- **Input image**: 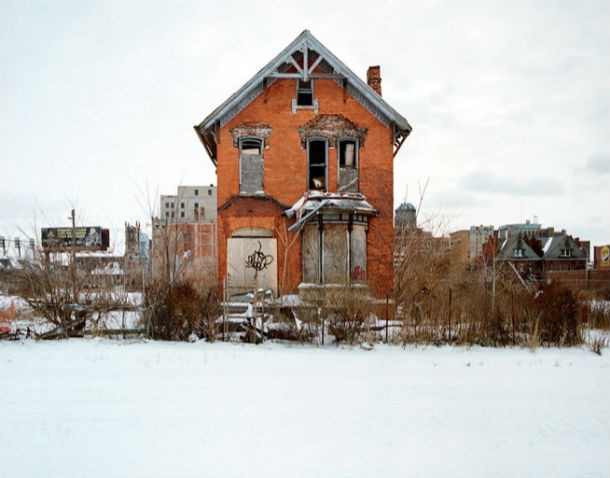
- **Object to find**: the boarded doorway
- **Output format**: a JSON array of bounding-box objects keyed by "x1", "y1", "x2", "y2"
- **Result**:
[{"x1": 227, "y1": 227, "x2": 277, "y2": 298}]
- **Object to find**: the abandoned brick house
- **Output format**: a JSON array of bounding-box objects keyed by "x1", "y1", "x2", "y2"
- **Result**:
[{"x1": 194, "y1": 30, "x2": 411, "y2": 299}]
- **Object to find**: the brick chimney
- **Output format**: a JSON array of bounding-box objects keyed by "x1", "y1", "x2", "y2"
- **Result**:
[{"x1": 367, "y1": 65, "x2": 382, "y2": 96}]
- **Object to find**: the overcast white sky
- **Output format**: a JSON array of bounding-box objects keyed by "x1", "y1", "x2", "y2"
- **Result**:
[{"x1": 1, "y1": 0, "x2": 608, "y2": 251}]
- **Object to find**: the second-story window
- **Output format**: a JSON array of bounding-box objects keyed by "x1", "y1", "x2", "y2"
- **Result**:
[
  {"x1": 307, "y1": 139, "x2": 327, "y2": 191},
  {"x1": 239, "y1": 138, "x2": 264, "y2": 194},
  {"x1": 338, "y1": 139, "x2": 359, "y2": 192}
]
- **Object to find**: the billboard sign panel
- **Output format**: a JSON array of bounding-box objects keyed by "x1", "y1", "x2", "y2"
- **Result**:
[
  {"x1": 41, "y1": 227, "x2": 109, "y2": 251},
  {"x1": 601, "y1": 246, "x2": 610, "y2": 268}
]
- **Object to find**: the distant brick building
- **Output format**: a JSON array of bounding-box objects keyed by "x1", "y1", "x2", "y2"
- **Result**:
[
  {"x1": 195, "y1": 31, "x2": 411, "y2": 299},
  {"x1": 160, "y1": 185, "x2": 217, "y2": 224},
  {"x1": 152, "y1": 186, "x2": 218, "y2": 284}
]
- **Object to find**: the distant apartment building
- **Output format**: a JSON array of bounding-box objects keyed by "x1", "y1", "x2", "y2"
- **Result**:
[
  {"x1": 469, "y1": 225, "x2": 495, "y2": 263},
  {"x1": 497, "y1": 220, "x2": 542, "y2": 241},
  {"x1": 449, "y1": 230, "x2": 469, "y2": 265},
  {"x1": 160, "y1": 185, "x2": 217, "y2": 224},
  {"x1": 449, "y1": 225, "x2": 494, "y2": 266},
  {"x1": 153, "y1": 185, "x2": 218, "y2": 284}
]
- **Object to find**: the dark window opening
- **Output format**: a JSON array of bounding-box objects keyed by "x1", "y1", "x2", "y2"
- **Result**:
[
  {"x1": 208, "y1": 189, "x2": 212, "y2": 196},
  {"x1": 308, "y1": 139, "x2": 327, "y2": 191},
  {"x1": 194, "y1": 189, "x2": 199, "y2": 196},
  {"x1": 180, "y1": 202, "x2": 185, "y2": 209},
  {"x1": 297, "y1": 79, "x2": 313, "y2": 106},
  {"x1": 241, "y1": 139, "x2": 262, "y2": 155}
]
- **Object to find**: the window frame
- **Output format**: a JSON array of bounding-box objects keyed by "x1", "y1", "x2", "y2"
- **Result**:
[
  {"x1": 238, "y1": 137, "x2": 264, "y2": 194},
  {"x1": 296, "y1": 79, "x2": 314, "y2": 106},
  {"x1": 338, "y1": 138, "x2": 359, "y2": 169},
  {"x1": 337, "y1": 138, "x2": 360, "y2": 192},
  {"x1": 306, "y1": 137, "x2": 328, "y2": 191}
]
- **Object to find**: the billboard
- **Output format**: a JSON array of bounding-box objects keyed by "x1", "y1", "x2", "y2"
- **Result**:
[
  {"x1": 41, "y1": 227, "x2": 110, "y2": 251},
  {"x1": 600, "y1": 246, "x2": 610, "y2": 268}
]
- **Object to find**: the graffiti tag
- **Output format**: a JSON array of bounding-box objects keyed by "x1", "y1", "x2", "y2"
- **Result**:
[{"x1": 245, "y1": 241, "x2": 274, "y2": 275}]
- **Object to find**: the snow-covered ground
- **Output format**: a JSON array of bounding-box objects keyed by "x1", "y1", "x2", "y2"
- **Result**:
[{"x1": 0, "y1": 340, "x2": 608, "y2": 478}]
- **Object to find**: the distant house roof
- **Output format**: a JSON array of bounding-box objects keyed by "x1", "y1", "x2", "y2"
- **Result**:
[
  {"x1": 194, "y1": 30, "x2": 411, "y2": 165},
  {"x1": 497, "y1": 235, "x2": 542, "y2": 261},
  {"x1": 541, "y1": 235, "x2": 586, "y2": 260}
]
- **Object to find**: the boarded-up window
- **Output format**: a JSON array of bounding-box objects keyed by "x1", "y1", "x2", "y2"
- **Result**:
[
  {"x1": 240, "y1": 138, "x2": 263, "y2": 193},
  {"x1": 350, "y1": 225, "x2": 367, "y2": 282},
  {"x1": 323, "y1": 224, "x2": 348, "y2": 284},
  {"x1": 302, "y1": 225, "x2": 320, "y2": 283}
]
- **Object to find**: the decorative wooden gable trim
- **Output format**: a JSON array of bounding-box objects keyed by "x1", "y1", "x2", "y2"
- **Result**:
[{"x1": 195, "y1": 30, "x2": 411, "y2": 164}]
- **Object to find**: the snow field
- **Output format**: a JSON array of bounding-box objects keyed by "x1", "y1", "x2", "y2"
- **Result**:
[{"x1": 0, "y1": 340, "x2": 608, "y2": 478}]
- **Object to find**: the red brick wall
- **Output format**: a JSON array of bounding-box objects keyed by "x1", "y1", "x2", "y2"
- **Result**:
[
  {"x1": 547, "y1": 269, "x2": 610, "y2": 295},
  {"x1": 216, "y1": 77, "x2": 395, "y2": 297}
]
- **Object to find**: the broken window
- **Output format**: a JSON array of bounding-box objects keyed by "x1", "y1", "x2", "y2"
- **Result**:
[
  {"x1": 338, "y1": 139, "x2": 359, "y2": 192},
  {"x1": 307, "y1": 138, "x2": 327, "y2": 191},
  {"x1": 239, "y1": 138, "x2": 264, "y2": 194},
  {"x1": 297, "y1": 79, "x2": 313, "y2": 106}
]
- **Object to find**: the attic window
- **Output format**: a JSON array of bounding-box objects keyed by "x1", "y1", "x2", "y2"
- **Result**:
[
  {"x1": 560, "y1": 248, "x2": 571, "y2": 257},
  {"x1": 292, "y1": 80, "x2": 318, "y2": 113},
  {"x1": 297, "y1": 80, "x2": 313, "y2": 106},
  {"x1": 513, "y1": 248, "x2": 524, "y2": 258}
]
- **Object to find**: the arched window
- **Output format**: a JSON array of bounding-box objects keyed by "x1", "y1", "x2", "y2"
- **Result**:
[{"x1": 239, "y1": 138, "x2": 263, "y2": 194}]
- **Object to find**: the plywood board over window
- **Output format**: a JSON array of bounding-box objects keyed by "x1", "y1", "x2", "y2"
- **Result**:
[
  {"x1": 323, "y1": 224, "x2": 348, "y2": 284},
  {"x1": 350, "y1": 225, "x2": 367, "y2": 282},
  {"x1": 240, "y1": 138, "x2": 263, "y2": 193},
  {"x1": 302, "y1": 225, "x2": 320, "y2": 283}
]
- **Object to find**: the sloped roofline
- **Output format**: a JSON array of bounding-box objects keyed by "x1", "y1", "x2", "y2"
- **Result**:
[{"x1": 194, "y1": 30, "x2": 411, "y2": 163}]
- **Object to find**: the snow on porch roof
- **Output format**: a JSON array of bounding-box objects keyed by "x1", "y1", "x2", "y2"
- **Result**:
[{"x1": 286, "y1": 191, "x2": 377, "y2": 232}]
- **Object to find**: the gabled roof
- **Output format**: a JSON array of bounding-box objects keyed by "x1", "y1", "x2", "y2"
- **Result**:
[
  {"x1": 194, "y1": 30, "x2": 411, "y2": 165},
  {"x1": 497, "y1": 234, "x2": 542, "y2": 261},
  {"x1": 542, "y1": 235, "x2": 586, "y2": 260}
]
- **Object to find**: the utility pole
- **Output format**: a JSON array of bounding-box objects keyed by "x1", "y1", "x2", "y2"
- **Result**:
[{"x1": 69, "y1": 209, "x2": 77, "y2": 303}]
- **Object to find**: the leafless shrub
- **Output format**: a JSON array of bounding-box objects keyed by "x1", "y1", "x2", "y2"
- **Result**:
[
  {"x1": 534, "y1": 282, "x2": 582, "y2": 347},
  {"x1": 589, "y1": 335, "x2": 607, "y2": 355},
  {"x1": 582, "y1": 300, "x2": 610, "y2": 330},
  {"x1": 11, "y1": 251, "x2": 132, "y2": 338},
  {"x1": 145, "y1": 279, "x2": 219, "y2": 341}
]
